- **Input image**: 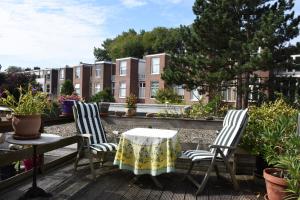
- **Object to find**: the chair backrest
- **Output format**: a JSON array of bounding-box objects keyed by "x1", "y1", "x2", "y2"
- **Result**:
[
  {"x1": 211, "y1": 109, "x2": 248, "y2": 157},
  {"x1": 73, "y1": 101, "x2": 107, "y2": 144}
]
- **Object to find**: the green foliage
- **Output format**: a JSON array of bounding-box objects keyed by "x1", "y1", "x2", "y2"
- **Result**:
[
  {"x1": 162, "y1": 0, "x2": 300, "y2": 107},
  {"x1": 90, "y1": 88, "x2": 115, "y2": 102},
  {"x1": 0, "y1": 84, "x2": 49, "y2": 115},
  {"x1": 155, "y1": 88, "x2": 182, "y2": 104},
  {"x1": 262, "y1": 116, "x2": 300, "y2": 199},
  {"x1": 277, "y1": 150, "x2": 300, "y2": 199},
  {"x1": 94, "y1": 28, "x2": 184, "y2": 61},
  {"x1": 60, "y1": 80, "x2": 74, "y2": 95},
  {"x1": 43, "y1": 101, "x2": 60, "y2": 118},
  {"x1": 241, "y1": 98, "x2": 298, "y2": 155},
  {"x1": 126, "y1": 93, "x2": 137, "y2": 108},
  {"x1": 6, "y1": 66, "x2": 23, "y2": 73},
  {"x1": 185, "y1": 95, "x2": 231, "y2": 119}
]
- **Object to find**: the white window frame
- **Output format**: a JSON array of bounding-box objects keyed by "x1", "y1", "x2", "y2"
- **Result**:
[
  {"x1": 94, "y1": 83, "x2": 101, "y2": 94},
  {"x1": 119, "y1": 82, "x2": 126, "y2": 98},
  {"x1": 151, "y1": 57, "x2": 160, "y2": 74},
  {"x1": 60, "y1": 70, "x2": 65, "y2": 80},
  {"x1": 174, "y1": 85, "x2": 184, "y2": 100},
  {"x1": 75, "y1": 84, "x2": 80, "y2": 95},
  {"x1": 95, "y1": 66, "x2": 101, "y2": 77},
  {"x1": 139, "y1": 82, "x2": 146, "y2": 99},
  {"x1": 120, "y1": 61, "x2": 127, "y2": 76},
  {"x1": 150, "y1": 81, "x2": 159, "y2": 98},
  {"x1": 75, "y1": 67, "x2": 80, "y2": 79}
]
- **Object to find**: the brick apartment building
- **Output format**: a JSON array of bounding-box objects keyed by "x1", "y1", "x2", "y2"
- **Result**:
[
  {"x1": 72, "y1": 63, "x2": 93, "y2": 101},
  {"x1": 113, "y1": 53, "x2": 202, "y2": 104},
  {"x1": 44, "y1": 69, "x2": 58, "y2": 98},
  {"x1": 57, "y1": 66, "x2": 73, "y2": 96},
  {"x1": 90, "y1": 61, "x2": 115, "y2": 97}
]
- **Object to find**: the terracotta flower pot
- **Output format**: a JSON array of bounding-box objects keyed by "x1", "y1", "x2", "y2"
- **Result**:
[
  {"x1": 12, "y1": 114, "x2": 41, "y2": 140},
  {"x1": 98, "y1": 102, "x2": 110, "y2": 117},
  {"x1": 125, "y1": 107, "x2": 136, "y2": 117},
  {"x1": 263, "y1": 168, "x2": 288, "y2": 200}
]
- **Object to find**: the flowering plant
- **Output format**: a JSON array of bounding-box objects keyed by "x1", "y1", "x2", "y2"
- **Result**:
[
  {"x1": 125, "y1": 93, "x2": 137, "y2": 108},
  {"x1": 58, "y1": 93, "x2": 82, "y2": 104}
]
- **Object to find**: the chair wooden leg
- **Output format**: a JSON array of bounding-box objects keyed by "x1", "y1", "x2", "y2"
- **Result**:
[
  {"x1": 87, "y1": 150, "x2": 96, "y2": 180},
  {"x1": 223, "y1": 157, "x2": 239, "y2": 190},
  {"x1": 195, "y1": 161, "x2": 215, "y2": 195},
  {"x1": 214, "y1": 164, "x2": 220, "y2": 179},
  {"x1": 74, "y1": 144, "x2": 83, "y2": 172},
  {"x1": 182, "y1": 162, "x2": 194, "y2": 181}
]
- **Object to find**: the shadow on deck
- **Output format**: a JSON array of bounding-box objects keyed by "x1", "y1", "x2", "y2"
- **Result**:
[{"x1": 0, "y1": 161, "x2": 265, "y2": 200}]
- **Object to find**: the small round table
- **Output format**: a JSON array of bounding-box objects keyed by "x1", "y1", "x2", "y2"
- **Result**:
[{"x1": 6, "y1": 134, "x2": 61, "y2": 199}]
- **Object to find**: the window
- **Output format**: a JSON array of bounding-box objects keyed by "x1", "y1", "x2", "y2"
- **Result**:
[
  {"x1": 120, "y1": 61, "x2": 127, "y2": 76},
  {"x1": 94, "y1": 83, "x2": 101, "y2": 94},
  {"x1": 46, "y1": 84, "x2": 50, "y2": 93},
  {"x1": 111, "y1": 82, "x2": 115, "y2": 96},
  {"x1": 151, "y1": 57, "x2": 160, "y2": 74},
  {"x1": 60, "y1": 70, "x2": 64, "y2": 80},
  {"x1": 75, "y1": 67, "x2": 80, "y2": 79},
  {"x1": 191, "y1": 89, "x2": 201, "y2": 101},
  {"x1": 174, "y1": 85, "x2": 184, "y2": 99},
  {"x1": 150, "y1": 81, "x2": 159, "y2": 98},
  {"x1": 46, "y1": 71, "x2": 50, "y2": 80},
  {"x1": 139, "y1": 82, "x2": 146, "y2": 99},
  {"x1": 222, "y1": 87, "x2": 236, "y2": 102},
  {"x1": 95, "y1": 66, "x2": 101, "y2": 77},
  {"x1": 75, "y1": 84, "x2": 80, "y2": 95},
  {"x1": 119, "y1": 82, "x2": 126, "y2": 98}
]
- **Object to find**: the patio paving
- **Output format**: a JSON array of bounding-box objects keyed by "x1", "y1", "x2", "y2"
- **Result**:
[{"x1": 0, "y1": 160, "x2": 265, "y2": 200}]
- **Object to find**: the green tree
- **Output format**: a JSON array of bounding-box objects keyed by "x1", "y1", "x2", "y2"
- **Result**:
[
  {"x1": 60, "y1": 80, "x2": 74, "y2": 95},
  {"x1": 6, "y1": 66, "x2": 23, "y2": 73},
  {"x1": 94, "y1": 27, "x2": 185, "y2": 61},
  {"x1": 162, "y1": 0, "x2": 300, "y2": 108},
  {"x1": 90, "y1": 88, "x2": 115, "y2": 102}
]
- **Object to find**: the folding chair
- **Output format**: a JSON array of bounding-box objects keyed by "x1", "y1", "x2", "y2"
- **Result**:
[
  {"x1": 182, "y1": 109, "x2": 248, "y2": 195},
  {"x1": 73, "y1": 101, "x2": 118, "y2": 179}
]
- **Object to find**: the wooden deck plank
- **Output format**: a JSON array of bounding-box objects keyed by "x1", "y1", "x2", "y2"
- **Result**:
[{"x1": 0, "y1": 163, "x2": 266, "y2": 200}]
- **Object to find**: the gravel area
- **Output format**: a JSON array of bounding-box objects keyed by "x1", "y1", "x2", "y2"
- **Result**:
[{"x1": 44, "y1": 122, "x2": 217, "y2": 144}]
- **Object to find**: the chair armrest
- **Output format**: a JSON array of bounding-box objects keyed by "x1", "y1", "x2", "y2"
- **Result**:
[
  {"x1": 80, "y1": 133, "x2": 92, "y2": 138},
  {"x1": 209, "y1": 145, "x2": 236, "y2": 150}
]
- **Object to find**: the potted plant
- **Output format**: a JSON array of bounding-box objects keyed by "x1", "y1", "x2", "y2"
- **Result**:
[
  {"x1": 58, "y1": 93, "x2": 81, "y2": 116},
  {"x1": 90, "y1": 88, "x2": 115, "y2": 116},
  {"x1": 262, "y1": 114, "x2": 300, "y2": 200},
  {"x1": 0, "y1": 85, "x2": 49, "y2": 139},
  {"x1": 125, "y1": 93, "x2": 137, "y2": 117},
  {"x1": 58, "y1": 80, "x2": 78, "y2": 116},
  {"x1": 240, "y1": 98, "x2": 297, "y2": 177}
]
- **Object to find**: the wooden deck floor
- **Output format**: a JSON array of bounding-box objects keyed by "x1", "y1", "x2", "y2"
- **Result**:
[{"x1": 0, "y1": 161, "x2": 265, "y2": 200}]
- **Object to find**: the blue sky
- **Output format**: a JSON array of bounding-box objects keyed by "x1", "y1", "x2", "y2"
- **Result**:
[{"x1": 0, "y1": 0, "x2": 299, "y2": 70}]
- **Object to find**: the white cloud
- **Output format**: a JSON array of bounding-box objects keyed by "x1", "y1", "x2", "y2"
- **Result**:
[
  {"x1": 0, "y1": 0, "x2": 112, "y2": 67},
  {"x1": 120, "y1": 0, "x2": 147, "y2": 8}
]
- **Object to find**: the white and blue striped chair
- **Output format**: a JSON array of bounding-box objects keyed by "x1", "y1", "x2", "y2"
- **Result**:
[
  {"x1": 183, "y1": 109, "x2": 248, "y2": 195},
  {"x1": 73, "y1": 101, "x2": 118, "y2": 179}
]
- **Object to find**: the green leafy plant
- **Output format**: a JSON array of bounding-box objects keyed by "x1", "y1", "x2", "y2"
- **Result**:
[
  {"x1": 60, "y1": 79, "x2": 74, "y2": 95},
  {"x1": 126, "y1": 93, "x2": 137, "y2": 108},
  {"x1": 262, "y1": 114, "x2": 300, "y2": 199},
  {"x1": 277, "y1": 153, "x2": 300, "y2": 200},
  {"x1": 241, "y1": 98, "x2": 297, "y2": 155},
  {"x1": 90, "y1": 88, "x2": 115, "y2": 102},
  {"x1": 185, "y1": 95, "x2": 231, "y2": 119},
  {"x1": 155, "y1": 88, "x2": 182, "y2": 104},
  {"x1": 0, "y1": 85, "x2": 49, "y2": 115}
]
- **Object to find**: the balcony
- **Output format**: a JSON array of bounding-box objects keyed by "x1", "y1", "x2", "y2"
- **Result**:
[{"x1": 0, "y1": 116, "x2": 264, "y2": 200}]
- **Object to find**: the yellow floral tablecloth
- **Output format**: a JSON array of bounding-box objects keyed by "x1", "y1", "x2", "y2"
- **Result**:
[{"x1": 114, "y1": 128, "x2": 181, "y2": 176}]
